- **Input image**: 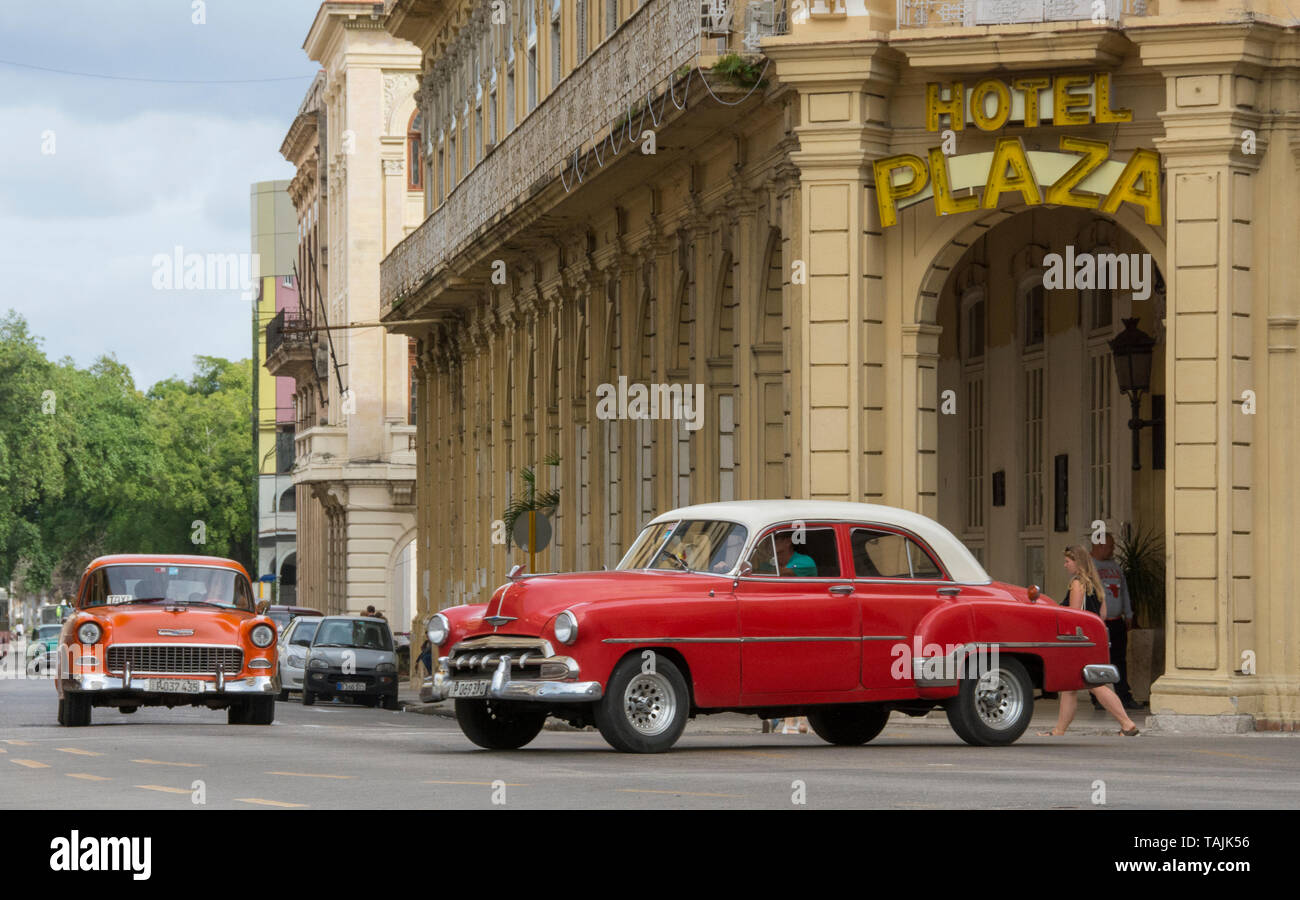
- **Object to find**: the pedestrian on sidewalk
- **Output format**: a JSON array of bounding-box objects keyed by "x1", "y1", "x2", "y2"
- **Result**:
[
  {"x1": 1038, "y1": 545, "x2": 1140, "y2": 737},
  {"x1": 416, "y1": 638, "x2": 433, "y2": 677},
  {"x1": 1091, "y1": 535, "x2": 1144, "y2": 710}
]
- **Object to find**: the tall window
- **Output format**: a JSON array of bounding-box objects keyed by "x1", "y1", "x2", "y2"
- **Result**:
[
  {"x1": 1023, "y1": 284, "x2": 1045, "y2": 349},
  {"x1": 1023, "y1": 365, "x2": 1045, "y2": 528},
  {"x1": 474, "y1": 86, "x2": 483, "y2": 165},
  {"x1": 406, "y1": 111, "x2": 423, "y2": 192},
  {"x1": 527, "y1": 1, "x2": 538, "y2": 112},
  {"x1": 551, "y1": 0, "x2": 562, "y2": 89},
  {"x1": 718, "y1": 394, "x2": 736, "y2": 501},
  {"x1": 965, "y1": 378, "x2": 984, "y2": 531},
  {"x1": 1089, "y1": 351, "x2": 1112, "y2": 522},
  {"x1": 577, "y1": 0, "x2": 588, "y2": 60},
  {"x1": 606, "y1": 0, "x2": 618, "y2": 36},
  {"x1": 488, "y1": 77, "x2": 498, "y2": 147}
]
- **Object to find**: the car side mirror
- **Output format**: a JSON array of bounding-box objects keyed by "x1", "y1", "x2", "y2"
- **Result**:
[{"x1": 738, "y1": 562, "x2": 753, "y2": 577}]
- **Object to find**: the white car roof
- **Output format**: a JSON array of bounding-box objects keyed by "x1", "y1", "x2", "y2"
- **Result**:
[{"x1": 647, "y1": 500, "x2": 992, "y2": 585}]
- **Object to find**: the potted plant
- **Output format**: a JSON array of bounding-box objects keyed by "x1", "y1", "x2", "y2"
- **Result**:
[
  {"x1": 503, "y1": 453, "x2": 561, "y2": 569},
  {"x1": 1116, "y1": 522, "x2": 1166, "y2": 702}
]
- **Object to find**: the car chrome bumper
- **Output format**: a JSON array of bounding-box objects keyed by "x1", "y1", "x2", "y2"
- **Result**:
[
  {"x1": 1082, "y1": 664, "x2": 1120, "y2": 685},
  {"x1": 430, "y1": 656, "x2": 603, "y2": 703},
  {"x1": 61, "y1": 673, "x2": 275, "y2": 694}
]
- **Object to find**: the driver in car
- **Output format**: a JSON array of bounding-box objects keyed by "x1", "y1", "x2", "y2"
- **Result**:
[{"x1": 755, "y1": 531, "x2": 818, "y2": 577}]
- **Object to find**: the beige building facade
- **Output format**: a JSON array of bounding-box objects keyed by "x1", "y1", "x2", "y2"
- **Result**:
[
  {"x1": 379, "y1": 0, "x2": 1299, "y2": 728},
  {"x1": 268, "y1": 3, "x2": 424, "y2": 625}
]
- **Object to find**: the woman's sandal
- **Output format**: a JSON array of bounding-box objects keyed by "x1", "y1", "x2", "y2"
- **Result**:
[{"x1": 1119, "y1": 726, "x2": 1140, "y2": 736}]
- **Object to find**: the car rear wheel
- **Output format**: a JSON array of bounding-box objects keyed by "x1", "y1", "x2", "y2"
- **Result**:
[
  {"x1": 806, "y1": 704, "x2": 890, "y2": 746},
  {"x1": 301, "y1": 689, "x2": 315, "y2": 706},
  {"x1": 455, "y1": 699, "x2": 547, "y2": 750},
  {"x1": 944, "y1": 657, "x2": 1034, "y2": 746},
  {"x1": 59, "y1": 694, "x2": 91, "y2": 727},
  {"x1": 594, "y1": 652, "x2": 690, "y2": 753},
  {"x1": 382, "y1": 694, "x2": 401, "y2": 711}
]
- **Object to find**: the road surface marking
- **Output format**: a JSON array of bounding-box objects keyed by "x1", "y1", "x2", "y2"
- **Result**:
[
  {"x1": 10, "y1": 759, "x2": 49, "y2": 768},
  {"x1": 616, "y1": 789, "x2": 744, "y2": 799},
  {"x1": 3, "y1": 740, "x2": 33, "y2": 746},
  {"x1": 717, "y1": 749, "x2": 793, "y2": 760},
  {"x1": 236, "y1": 798, "x2": 308, "y2": 808},
  {"x1": 132, "y1": 758, "x2": 203, "y2": 767},
  {"x1": 66, "y1": 773, "x2": 111, "y2": 781},
  {"x1": 266, "y1": 771, "x2": 355, "y2": 779},
  {"x1": 57, "y1": 747, "x2": 103, "y2": 756},
  {"x1": 423, "y1": 780, "x2": 528, "y2": 786},
  {"x1": 136, "y1": 784, "x2": 192, "y2": 794}
]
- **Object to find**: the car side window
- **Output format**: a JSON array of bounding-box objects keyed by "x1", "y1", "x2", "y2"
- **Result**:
[
  {"x1": 851, "y1": 528, "x2": 943, "y2": 579},
  {"x1": 744, "y1": 526, "x2": 840, "y2": 578},
  {"x1": 84, "y1": 571, "x2": 106, "y2": 608}
]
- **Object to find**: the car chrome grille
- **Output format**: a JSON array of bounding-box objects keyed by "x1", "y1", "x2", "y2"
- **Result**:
[
  {"x1": 107, "y1": 645, "x2": 243, "y2": 675},
  {"x1": 446, "y1": 638, "x2": 549, "y2": 679}
]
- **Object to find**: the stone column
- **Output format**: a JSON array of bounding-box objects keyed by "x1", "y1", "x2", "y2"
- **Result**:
[
  {"x1": 1136, "y1": 36, "x2": 1266, "y2": 728},
  {"x1": 763, "y1": 40, "x2": 899, "y2": 501}
]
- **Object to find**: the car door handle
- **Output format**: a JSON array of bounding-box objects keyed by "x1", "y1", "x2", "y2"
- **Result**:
[
  {"x1": 828, "y1": 584, "x2": 855, "y2": 596},
  {"x1": 938, "y1": 587, "x2": 961, "y2": 597}
]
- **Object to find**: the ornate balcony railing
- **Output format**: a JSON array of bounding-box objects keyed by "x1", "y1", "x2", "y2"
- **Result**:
[
  {"x1": 266, "y1": 308, "x2": 312, "y2": 357},
  {"x1": 383, "y1": 0, "x2": 788, "y2": 313},
  {"x1": 897, "y1": 0, "x2": 1150, "y2": 27}
]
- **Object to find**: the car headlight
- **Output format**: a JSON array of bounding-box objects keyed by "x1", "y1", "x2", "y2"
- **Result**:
[
  {"x1": 376, "y1": 662, "x2": 396, "y2": 673},
  {"x1": 250, "y1": 624, "x2": 274, "y2": 648},
  {"x1": 287, "y1": 653, "x2": 306, "y2": 667},
  {"x1": 553, "y1": 610, "x2": 578, "y2": 645},
  {"x1": 77, "y1": 622, "x2": 102, "y2": 644},
  {"x1": 308, "y1": 657, "x2": 328, "y2": 670},
  {"x1": 426, "y1": 613, "x2": 449, "y2": 646}
]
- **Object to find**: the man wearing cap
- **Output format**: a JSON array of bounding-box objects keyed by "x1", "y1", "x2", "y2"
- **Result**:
[{"x1": 1091, "y1": 535, "x2": 1144, "y2": 710}]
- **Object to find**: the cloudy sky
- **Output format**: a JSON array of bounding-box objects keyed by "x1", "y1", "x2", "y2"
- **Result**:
[{"x1": 0, "y1": 0, "x2": 325, "y2": 390}]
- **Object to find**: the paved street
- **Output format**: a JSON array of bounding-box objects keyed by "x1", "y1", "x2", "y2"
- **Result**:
[{"x1": 2, "y1": 678, "x2": 1297, "y2": 810}]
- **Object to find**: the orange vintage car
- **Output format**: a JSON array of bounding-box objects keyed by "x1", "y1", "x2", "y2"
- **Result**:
[{"x1": 56, "y1": 554, "x2": 278, "y2": 726}]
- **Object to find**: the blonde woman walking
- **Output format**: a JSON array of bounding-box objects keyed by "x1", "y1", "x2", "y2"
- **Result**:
[{"x1": 1038, "y1": 545, "x2": 1140, "y2": 737}]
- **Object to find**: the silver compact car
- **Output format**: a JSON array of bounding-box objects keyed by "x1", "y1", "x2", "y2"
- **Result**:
[
  {"x1": 301, "y1": 616, "x2": 400, "y2": 709},
  {"x1": 273, "y1": 615, "x2": 322, "y2": 700}
]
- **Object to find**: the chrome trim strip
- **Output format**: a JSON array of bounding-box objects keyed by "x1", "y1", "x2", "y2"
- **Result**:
[{"x1": 61, "y1": 674, "x2": 274, "y2": 694}]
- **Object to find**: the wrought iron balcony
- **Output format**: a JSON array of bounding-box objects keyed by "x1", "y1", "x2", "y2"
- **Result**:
[
  {"x1": 381, "y1": 0, "x2": 787, "y2": 314},
  {"x1": 897, "y1": 0, "x2": 1151, "y2": 28}
]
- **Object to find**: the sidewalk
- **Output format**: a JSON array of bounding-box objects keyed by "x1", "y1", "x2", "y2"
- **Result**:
[{"x1": 397, "y1": 683, "x2": 1145, "y2": 736}]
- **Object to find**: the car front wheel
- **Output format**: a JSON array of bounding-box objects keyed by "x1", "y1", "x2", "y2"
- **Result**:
[
  {"x1": 594, "y1": 652, "x2": 690, "y2": 753},
  {"x1": 59, "y1": 694, "x2": 91, "y2": 727},
  {"x1": 455, "y1": 699, "x2": 546, "y2": 750},
  {"x1": 301, "y1": 689, "x2": 315, "y2": 706},
  {"x1": 807, "y1": 704, "x2": 890, "y2": 746},
  {"x1": 944, "y1": 656, "x2": 1034, "y2": 746}
]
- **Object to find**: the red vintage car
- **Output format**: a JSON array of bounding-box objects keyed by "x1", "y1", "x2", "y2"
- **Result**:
[
  {"x1": 423, "y1": 501, "x2": 1118, "y2": 753},
  {"x1": 55, "y1": 555, "x2": 279, "y2": 726}
]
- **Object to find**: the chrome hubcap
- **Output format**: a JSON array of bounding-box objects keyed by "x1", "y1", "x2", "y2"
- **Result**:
[
  {"x1": 623, "y1": 672, "x2": 676, "y2": 735},
  {"x1": 974, "y1": 668, "x2": 1024, "y2": 730}
]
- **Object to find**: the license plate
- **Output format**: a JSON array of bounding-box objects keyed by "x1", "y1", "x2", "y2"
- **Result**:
[
  {"x1": 336, "y1": 681, "x2": 366, "y2": 691},
  {"x1": 449, "y1": 680, "x2": 489, "y2": 698},
  {"x1": 148, "y1": 678, "x2": 203, "y2": 694}
]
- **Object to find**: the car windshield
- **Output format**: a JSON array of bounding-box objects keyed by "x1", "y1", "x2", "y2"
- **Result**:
[
  {"x1": 291, "y1": 621, "x2": 319, "y2": 645},
  {"x1": 87, "y1": 564, "x2": 254, "y2": 611},
  {"x1": 617, "y1": 520, "x2": 749, "y2": 574},
  {"x1": 35, "y1": 626, "x2": 62, "y2": 641},
  {"x1": 313, "y1": 619, "x2": 392, "y2": 651}
]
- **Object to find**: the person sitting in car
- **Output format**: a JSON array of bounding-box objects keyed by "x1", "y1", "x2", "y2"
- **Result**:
[{"x1": 754, "y1": 530, "x2": 818, "y2": 577}]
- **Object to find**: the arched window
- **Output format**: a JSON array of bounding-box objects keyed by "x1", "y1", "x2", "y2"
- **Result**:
[
  {"x1": 279, "y1": 488, "x2": 296, "y2": 513},
  {"x1": 407, "y1": 110, "x2": 423, "y2": 192}
]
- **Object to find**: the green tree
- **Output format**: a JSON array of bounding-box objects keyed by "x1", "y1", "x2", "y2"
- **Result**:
[{"x1": 0, "y1": 313, "x2": 64, "y2": 585}]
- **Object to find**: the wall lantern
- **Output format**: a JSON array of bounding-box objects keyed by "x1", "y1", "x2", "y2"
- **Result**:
[{"x1": 1109, "y1": 317, "x2": 1163, "y2": 471}]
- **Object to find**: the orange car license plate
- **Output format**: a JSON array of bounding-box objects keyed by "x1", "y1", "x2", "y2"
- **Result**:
[{"x1": 148, "y1": 678, "x2": 203, "y2": 694}]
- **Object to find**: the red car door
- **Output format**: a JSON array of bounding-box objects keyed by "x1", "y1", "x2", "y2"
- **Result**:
[
  {"x1": 849, "y1": 524, "x2": 961, "y2": 693},
  {"x1": 737, "y1": 522, "x2": 861, "y2": 698}
]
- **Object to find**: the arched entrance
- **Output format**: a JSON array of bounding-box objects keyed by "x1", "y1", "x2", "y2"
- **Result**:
[{"x1": 915, "y1": 206, "x2": 1167, "y2": 600}]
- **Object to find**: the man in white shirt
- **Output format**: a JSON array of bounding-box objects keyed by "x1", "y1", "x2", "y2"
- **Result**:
[{"x1": 1092, "y1": 535, "x2": 1144, "y2": 709}]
